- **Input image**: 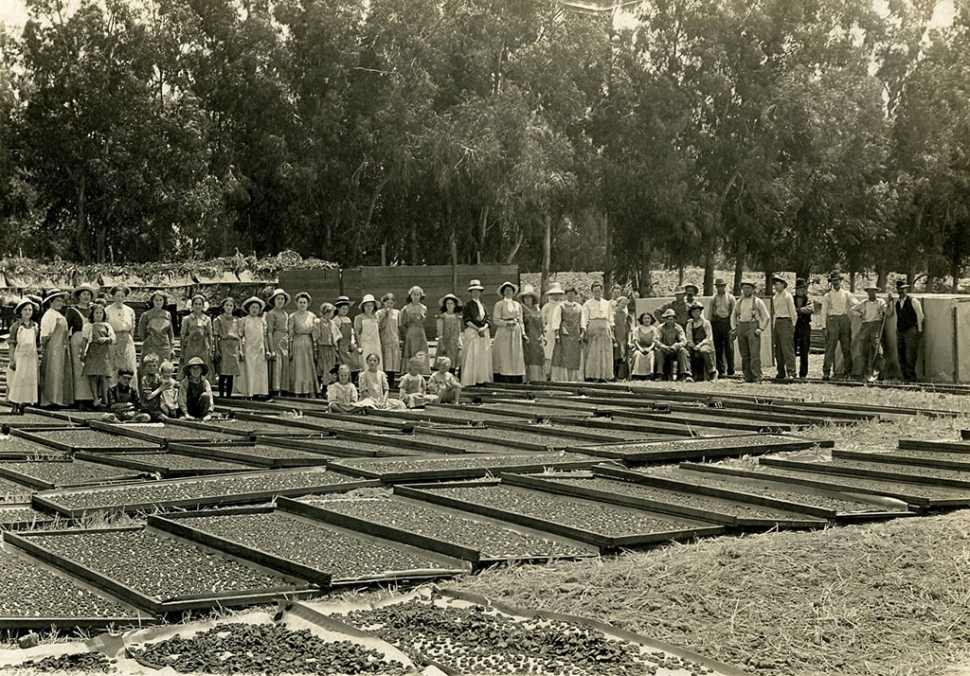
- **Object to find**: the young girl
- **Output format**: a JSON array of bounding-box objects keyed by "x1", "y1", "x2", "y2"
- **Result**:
[
  {"x1": 239, "y1": 297, "x2": 269, "y2": 398},
  {"x1": 40, "y1": 289, "x2": 73, "y2": 407},
  {"x1": 139, "y1": 354, "x2": 164, "y2": 421},
  {"x1": 400, "y1": 286, "x2": 430, "y2": 375},
  {"x1": 436, "y1": 294, "x2": 462, "y2": 374},
  {"x1": 7, "y1": 299, "x2": 41, "y2": 413},
  {"x1": 265, "y1": 289, "x2": 290, "y2": 396},
  {"x1": 630, "y1": 312, "x2": 658, "y2": 380},
  {"x1": 354, "y1": 294, "x2": 383, "y2": 370},
  {"x1": 288, "y1": 292, "x2": 317, "y2": 396},
  {"x1": 158, "y1": 361, "x2": 180, "y2": 418},
  {"x1": 179, "y1": 357, "x2": 214, "y2": 421},
  {"x1": 313, "y1": 303, "x2": 339, "y2": 392},
  {"x1": 357, "y1": 352, "x2": 406, "y2": 410},
  {"x1": 105, "y1": 286, "x2": 138, "y2": 390},
  {"x1": 334, "y1": 297, "x2": 358, "y2": 374},
  {"x1": 398, "y1": 355, "x2": 435, "y2": 408},
  {"x1": 81, "y1": 303, "x2": 116, "y2": 408},
  {"x1": 180, "y1": 294, "x2": 214, "y2": 379},
  {"x1": 212, "y1": 297, "x2": 242, "y2": 398},
  {"x1": 326, "y1": 364, "x2": 359, "y2": 413},
  {"x1": 428, "y1": 356, "x2": 462, "y2": 404},
  {"x1": 376, "y1": 293, "x2": 401, "y2": 387}
]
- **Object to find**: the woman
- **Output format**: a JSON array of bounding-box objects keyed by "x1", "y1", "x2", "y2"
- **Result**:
[
  {"x1": 239, "y1": 297, "x2": 269, "y2": 398},
  {"x1": 334, "y1": 296, "x2": 358, "y2": 374},
  {"x1": 180, "y1": 294, "x2": 214, "y2": 380},
  {"x1": 66, "y1": 283, "x2": 96, "y2": 406},
  {"x1": 518, "y1": 285, "x2": 545, "y2": 384},
  {"x1": 138, "y1": 290, "x2": 174, "y2": 364},
  {"x1": 354, "y1": 294, "x2": 383, "y2": 370},
  {"x1": 376, "y1": 293, "x2": 401, "y2": 387},
  {"x1": 630, "y1": 312, "x2": 659, "y2": 380},
  {"x1": 81, "y1": 302, "x2": 115, "y2": 407},
  {"x1": 314, "y1": 302, "x2": 339, "y2": 391},
  {"x1": 212, "y1": 297, "x2": 242, "y2": 398},
  {"x1": 265, "y1": 289, "x2": 290, "y2": 395},
  {"x1": 105, "y1": 286, "x2": 138, "y2": 390},
  {"x1": 400, "y1": 286, "x2": 430, "y2": 375},
  {"x1": 39, "y1": 289, "x2": 74, "y2": 406},
  {"x1": 7, "y1": 298, "x2": 40, "y2": 412},
  {"x1": 540, "y1": 282, "x2": 565, "y2": 379},
  {"x1": 460, "y1": 279, "x2": 492, "y2": 386},
  {"x1": 492, "y1": 281, "x2": 526, "y2": 383},
  {"x1": 581, "y1": 281, "x2": 614, "y2": 382},
  {"x1": 436, "y1": 294, "x2": 462, "y2": 373},
  {"x1": 288, "y1": 292, "x2": 317, "y2": 396},
  {"x1": 551, "y1": 286, "x2": 583, "y2": 382}
]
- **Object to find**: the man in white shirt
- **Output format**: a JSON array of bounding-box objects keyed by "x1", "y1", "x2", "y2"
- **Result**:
[
  {"x1": 708, "y1": 277, "x2": 736, "y2": 377},
  {"x1": 849, "y1": 285, "x2": 888, "y2": 382},
  {"x1": 732, "y1": 280, "x2": 770, "y2": 383},
  {"x1": 894, "y1": 280, "x2": 924, "y2": 382},
  {"x1": 819, "y1": 272, "x2": 856, "y2": 380},
  {"x1": 771, "y1": 275, "x2": 797, "y2": 381}
]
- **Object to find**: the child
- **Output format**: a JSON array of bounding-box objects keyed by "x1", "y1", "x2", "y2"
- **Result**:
[
  {"x1": 179, "y1": 357, "x2": 214, "y2": 421},
  {"x1": 102, "y1": 369, "x2": 151, "y2": 423},
  {"x1": 376, "y1": 293, "x2": 401, "y2": 387},
  {"x1": 7, "y1": 299, "x2": 41, "y2": 413},
  {"x1": 358, "y1": 353, "x2": 406, "y2": 410},
  {"x1": 81, "y1": 302, "x2": 116, "y2": 408},
  {"x1": 428, "y1": 356, "x2": 462, "y2": 404},
  {"x1": 139, "y1": 354, "x2": 165, "y2": 421},
  {"x1": 398, "y1": 355, "x2": 436, "y2": 408},
  {"x1": 436, "y1": 294, "x2": 462, "y2": 374},
  {"x1": 326, "y1": 364, "x2": 360, "y2": 413},
  {"x1": 157, "y1": 361, "x2": 180, "y2": 418},
  {"x1": 212, "y1": 297, "x2": 242, "y2": 398},
  {"x1": 334, "y1": 297, "x2": 358, "y2": 375},
  {"x1": 313, "y1": 302, "x2": 339, "y2": 393}
]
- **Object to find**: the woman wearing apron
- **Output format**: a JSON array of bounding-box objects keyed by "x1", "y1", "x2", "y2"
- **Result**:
[
  {"x1": 40, "y1": 290, "x2": 74, "y2": 406},
  {"x1": 180, "y1": 294, "x2": 214, "y2": 380},
  {"x1": 212, "y1": 297, "x2": 242, "y2": 398},
  {"x1": 67, "y1": 283, "x2": 96, "y2": 406},
  {"x1": 353, "y1": 294, "x2": 383, "y2": 370},
  {"x1": 288, "y1": 292, "x2": 317, "y2": 396},
  {"x1": 105, "y1": 286, "x2": 138, "y2": 390},
  {"x1": 376, "y1": 294, "x2": 401, "y2": 386},
  {"x1": 334, "y1": 296, "x2": 359, "y2": 374},
  {"x1": 7, "y1": 299, "x2": 41, "y2": 412},
  {"x1": 264, "y1": 289, "x2": 290, "y2": 396},
  {"x1": 239, "y1": 297, "x2": 269, "y2": 398},
  {"x1": 138, "y1": 290, "x2": 175, "y2": 364},
  {"x1": 436, "y1": 294, "x2": 462, "y2": 374},
  {"x1": 551, "y1": 287, "x2": 583, "y2": 382},
  {"x1": 518, "y1": 285, "x2": 545, "y2": 383},
  {"x1": 581, "y1": 281, "x2": 614, "y2": 382},
  {"x1": 491, "y1": 281, "x2": 526, "y2": 383}
]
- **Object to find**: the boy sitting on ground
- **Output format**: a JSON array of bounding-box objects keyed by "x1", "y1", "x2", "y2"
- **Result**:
[
  {"x1": 101, "y1": 369, "x2": 151, "y2": 423},
  {"x1": 428, "y1": 356, "x2": 462, "y2": 404}
]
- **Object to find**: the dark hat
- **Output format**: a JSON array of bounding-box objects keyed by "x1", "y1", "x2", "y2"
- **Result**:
[
  {"x1": 117, "y1": 368, "x2": 134, "y2": 378},
  {"x1": 182, "y1": 357, "x2": 208, "y2": 377},
  {"x1": 334, "y1": 295, "x2": 351, "y2": 307},
  {"x1": 689, "y1": 301, "x2": 704, "y2": 313},
  {"x1": 896, "y1": 280, "x2": 910, "y2": 289},
  {"x1": 828, "y1": 271, "x2": 843, "y2": 282},
  {"x1": 714, "y1": 277, "x2": 727, "y2": 286},
  {"x1": 795, "y1": 278, "x2": 807, "y2": 288}
]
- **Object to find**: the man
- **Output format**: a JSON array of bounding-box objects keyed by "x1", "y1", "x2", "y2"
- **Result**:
[
  {"x1": 101, "y1": 369, "x2": 151, "y2": 423},
  {"x1": 732, "y1": 280, "x2": 769, "y2": 383},
  {"x1": 895, "y1": 280, "x2": 923, "y2": 382},
  {"x1": 771, "y1": 275, "x2": 797, "y2": 382},
  {"x1": 849, "y1": 285, "x2": 889, "y2": 382},
  {"x1": 708, "y1": 277, "x2": 736, "y2": 377},
  {"x1": 819, "y1": 272, "x2": 856, "y2": 380},
  {"x1": 793, "y1": 278, "x2": 814, "y2": 379},
  {"x1": 655, "y1": 286, "x2": 690, "y2": 328},
  {"x1": 684, "y1": 283, "x2": 699, "y2": 307},
  {"x1": 655, "y1": 308, "x2": 691, "y2": 381},
  {"x1": 608, "y1": 283, "x2": 623, "y2": 312},
  {"x1": 686, "y1": 301, "x2": 717, "y2": 381}
]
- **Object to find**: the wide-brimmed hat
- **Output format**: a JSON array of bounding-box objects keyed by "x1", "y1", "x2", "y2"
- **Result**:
[
  {"x1": 334, "y1": 295, "x2": 351, "y2": 307},
  {"x1": 467, "y1": 279, "x2": 485, "y2": 292},
  {"x1": 740, "y1": 279, "x2": 756, "y2": 288},
  {"x1": 43, "y1": 289, "x2": 69, "y2": 305},
  {"x1": 689, "y1": 301, "x2": 704, "y2": 313},
  {"x1": 828, "y1": 272, "x2": 843, "y2": 282},
  {"x1": 148, "y1": 290, "x2": 168, "y2": 304},
  {"x1": 242, "y1": 296, "x2": 265, "y2": 312},
  {"x1": 684, "y1": 283, "x2": 699, "y2": 294},
  {"x1": 661, "y1": 308, "x2": 677, "y2": 319},
  {"x1": 771, "y1": 275, "x2": 788, "y2": 287},
  {"x1": 795, "y1": 278, "x2": 808, "y2": 288},
  {"x1": 182, "y1": 357, "x2": 208, "y2": 377},
  {"x1": 268, "y1": 289, "x2": 291, "y2": 305},
  {"x1": 439, "y1": 293, "x2": 462, "y2": 311},
  {"x1": 13, "y1": 298, "x2": 36, "y2": 316},
  {"x1": 714, "y1": 277, "x2": 727, "y2": 286},
  {"x1": 864, "y1": 285, "x2": 882, "y2": 292},
  {"x1": 73, "y1": 283, "x2": 97, "y2": 299},
  {"x1": 108, "y1": 285, "x2": 130, "y2": 297},
  {"x1": 358, "y1": 294, "x2": 379, "y2": 311},
  {"x1": 545, "y1": 282, "x2": 565, "y2": 296},
  {"x1": 673, "y1": 286, "x2": 686, "y2": 295},
  {"x1": 896, "y1": 280, "x2": 910, "y2": 290},
  {"x1": 517, "y1": 284, "x2": 539, "y2": 302},
  {"x1": 497, "y1": 281, "x2": 518, "y2": 296}
]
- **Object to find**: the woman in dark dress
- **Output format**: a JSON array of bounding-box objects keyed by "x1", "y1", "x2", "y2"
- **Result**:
[{"x1": 519, "y1": 285, "x2": 545, "y2": 383}]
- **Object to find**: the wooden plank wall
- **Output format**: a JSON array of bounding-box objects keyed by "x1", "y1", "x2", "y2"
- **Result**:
[{"x1": 276, "y1": 269, "x2": 342, "y2": 312}]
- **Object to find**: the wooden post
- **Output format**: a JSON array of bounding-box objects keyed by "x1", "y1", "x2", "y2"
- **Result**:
[
  {"x1": 953, "y1": 305, "x2": 959, "y2": 384},
  {"x1": 381, "y1": 243, "x2": 387, "y2": 267},
  {"x1": 541, "y1": 214, "x2": 551, "y2": 299}
]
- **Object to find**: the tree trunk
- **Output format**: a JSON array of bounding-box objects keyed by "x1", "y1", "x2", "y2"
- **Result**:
[
  {"x1": 541, "y1": 213, "x2": 552, "y2": 298},
  {"x1": 677, "y1": 265, "x2": 684, "y2": 286},
  {"x1": 876, "y1": 266, "x2": 888, "y2": 293},
  {"x1": 951, "y1": 259, "x2": 961, "y2": 293},
  {"x1": 733, "y1": 244, "x2": 745, "y2": 296},
  {"x1": 764, "y1": 268, "x2": 772, "y2": 295},
  {"x1": 703, "y1": 249, "x2": 715, "y2": 296},
  {"x1": 926, "y1": 272, "x2": 935, "y2": 292},
  {"x1": 505, "y1": 227, "x2": 524, "y2": 263},
  {"x1": 603, "y1": 212, "x2": 612, "y2": 291},
  {"x1": 639, "y1": 236, "x2": 653, "y2": 297},
  {"x1": 849, "y1": 270, "x2": 856, "y2": 293},
  {"x1": 97, "y1": 225, "x2": 107, "y2": 264},
  {"x1": 76, "y1": 176, "x2": 90, "y2": 263},
  {"x1": 410, "y1": 219, "x2": 418, "y2": 265}
]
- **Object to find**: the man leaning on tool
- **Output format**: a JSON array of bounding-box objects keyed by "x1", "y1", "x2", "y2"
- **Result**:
[
  {"x1": 731, "y1": 280, "x2": 769, "y2": 383},
  {"x1": 708, "y1": 277, "x2": 736, "y2": 377},
  {"x1": 894, "y1": 280, "x2": 923, "y2": 382},
  {"x1": 820, "y1": 272, "x2": 856, "y2": 380},
  {"x1": 849, "y1": 285, "x2": 889, "y2": 382}
]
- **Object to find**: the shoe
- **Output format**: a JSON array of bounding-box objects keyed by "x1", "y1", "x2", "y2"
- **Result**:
[
  {"x1": 683, "y1": 376, "x2": 694, "y2": 383},
  {"x1": 727, "y1": 371, "x2": 736, "y2": 377},
  {"x1": 709, "y1": 372, "x2": 718, "y2": 382}
]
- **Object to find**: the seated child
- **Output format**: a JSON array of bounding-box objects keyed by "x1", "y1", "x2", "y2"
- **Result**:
[
  {"x1": 157, "y1": 361, "x2": 180, "y2": 418},
  {"x1": 179, "y1": 357, "x2": 214, "y2": 421},
  {"x1": 357, "y1": 353, "x2": 407, "y2": 410},
  {"x1": 101, "y1": 369, "x2": 151, "y2": 423},
  {"x1": 327, "y1": 364, "x2": 360, "y2": 413},
  {"x1": 398, "y1": 355, "x2": 436, "y2": 409},
  {"x1": 428, "y1": 356, "x2": 462, "y2": 404},
  {"x1": 142, "y1": 357, "x2": 180, "y2": 421}
]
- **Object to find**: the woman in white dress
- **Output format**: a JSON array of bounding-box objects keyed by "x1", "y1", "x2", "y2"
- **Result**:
[
  {"x1": 39, "y1": 290, "x2": 74, "y2": 406},
  {"x1": 491, "y1": 281, "x2": 526, "y2": 383},
  {"x1": 239, "y1": 297, "x2": 269, "y2": 397},
  {"x1": 7, "y1": 299, "x2": 41, "y2": 412},
  {"x1": 105, "y1": 286, "x2": 138, "y2": 390},
  {"x1": 460, "y1": 280, "x2": 492, "y2": 386},
  {"x1": 354, "y1": 294, "x2": 383, "y2": 370}
]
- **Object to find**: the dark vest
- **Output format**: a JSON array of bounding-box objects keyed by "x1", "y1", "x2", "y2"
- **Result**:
[
  {"x1": 794, "y1": 295, "x2": 812, "y2": 327},
  {"x1": 896, "y1": 297, "x2": 918, "y2": 332}
]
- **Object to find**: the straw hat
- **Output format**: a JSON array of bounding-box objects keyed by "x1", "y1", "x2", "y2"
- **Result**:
[
  {"x1": 242, "y1": 296, "x2": 265, "y2": 313},
  {"x1": 13, "y1": 298, "x2": 36, "y2": 316},
  {"x1": 358, "y1": 294, "x2": 379, "y2": 311},
  {"x1": 73, "y1": 283, "x2": 97, "y2": 300},
  {"x1": 182, "y1": 357, "x2": 208, "y2": 377},
  {"x1": 439, "y1": 293, "x2": 461, "y2": 311},
  {"x1": 497, "y1": 281, "x2": 518, "y2": 296},
  {"x1": 740, "y1": 279, "x2": 756, "y2": 288},
  {"x1": 545, "y1": 281, "x2": 565, "y2": 296},
  {"x1": 467, "y1": 279, "x2": 485, "y2": 292},
  {"x1": 771, "y1": 275, "x2": 788, "y2": 287},
  {"x1": 684, "y1": 283, "x2": 699, "y2": 294},
  {"x1": 43, "y1": 289, "x2": 69, "y2": 305},
  {"x1": 673, "y1": 286, "x2": 686, "y2": 295},
  {"x1": 864, "y1": 285, "x2": 882, "y2": 292},
  {"x1": 268, "y1": 289, "x2": 291, "y2": 305},
  {"x1": 689, "y1": 301, "x2": 704, "y2": 313},
  {"x1": 517, "y1": 284, "x2": 539, "y2": 303},
  {"x1": 661, "y1": 308, "x2": 677, "y2": 319},
  {"x1": 334, "y1": 296, "x2": 351, "y2": 307}
]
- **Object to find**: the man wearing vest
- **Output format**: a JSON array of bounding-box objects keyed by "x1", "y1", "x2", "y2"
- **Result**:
[
  {"x1": 708, "y1": 277, "x2": 736, "y2": 377},
  {"x1": 820, "y1": 272, "x2": 856, "y2": 380},
  {"x1": 731, "y1": 280, "x2": 769, "y2": 383},
  {"x1": 895, "y1": 280, "x2": 923, "y2": 382},
  {"x1": 793, "y1": 278, "x2": 814, "y2": 379}
]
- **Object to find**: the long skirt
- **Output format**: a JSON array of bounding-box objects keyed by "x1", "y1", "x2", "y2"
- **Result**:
[
  {"x1": 583, "y1": 319, "x2": 613, "y2": 381},
  {"x1": 492, "y1": 325, "x2": 525, "y2": 377},
  {"x1": 290, "y1": 334, "x2": 316, "y2": 395},
  {"x1": 403, "y1": 326, "x2": 430, "y2": 375},
  {"x1": 461, "y1": 327, "x2": 492, "y2": 386},
  {"x1": 216, "y1": 337, "x2": 242, "y2": 377},
  {"x1": 70, "y1": 332, "x2": 93, "y2": 402},
  {"x1": 241, "y1": 326, "x2": 269, "y2": 397},
  {"x1": 108, "y1": 331, "x2": 138, "y2": 391},
  {"x1": 41, "y1": 326, "x2": 74, "y2": 406},
  {"x1": 630, "y1": 347, "x2": 655, "y2": 377},
  {"x1": 358, "y1": 319, "x2": 383, "y2": 370},
  {"x1": 316, "y1": 344, "x2": 337, "y2": 385},
  {"x1": 268, "y1": 330, "x2": 289, "y2": 392},
  {"x1": 551, "y1": 333, "x2": 583, "y2": 382},
  {"x1": 7, "y1": 334, "x2": 39, "y2": 405}
]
